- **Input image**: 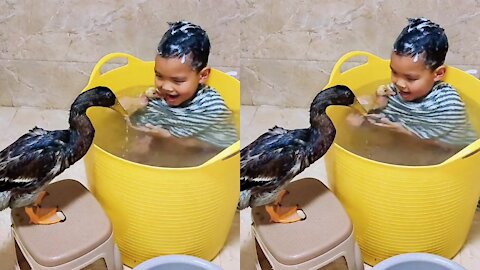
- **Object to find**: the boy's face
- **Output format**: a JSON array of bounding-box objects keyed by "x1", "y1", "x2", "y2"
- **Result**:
[
  {"x1": 154, "y1": 55, "x2": 210, "y2": 107},
  {"x1": 390, "y1": 52, "x2": 445, "y2": 102}
]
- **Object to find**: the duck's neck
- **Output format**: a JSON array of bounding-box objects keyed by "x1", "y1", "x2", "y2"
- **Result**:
[
  {"x1": 308, "y1": 113, "x2": 336, "y2": 162},
  {"x1": 68, "y1": 111, "x2": 95, "y2": 163}
]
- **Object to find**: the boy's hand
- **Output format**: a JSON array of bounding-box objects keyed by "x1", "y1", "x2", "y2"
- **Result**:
[
  {"x1": 128, "y1": 123, "x2": 172, "y2": 138},
  {"x1": 346, "y1": 113, "x2": 366, "y2": 127},
  {"x1": 129, "y1": 135, "x2": 153, "y2": 155},
  {"x1": 366, "y1": 113, "x2": 412, "y2": 135},
  {"x1": 176, "y1": 137, "x2": 213, "y2": 149},
  {"x1": 119, "y1": 96, "x2": 149, "y2": 115}
]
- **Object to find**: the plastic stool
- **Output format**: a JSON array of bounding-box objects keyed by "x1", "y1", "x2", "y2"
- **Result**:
[
  {"x1": 11, "y1": 179, "x2": 123, "y2": 270},
  {"x1": 252, "y1": 178, "x2": 363, "y2": 270}
]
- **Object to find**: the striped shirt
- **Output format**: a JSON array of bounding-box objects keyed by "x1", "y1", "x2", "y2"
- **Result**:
[
  {"x1": 130, "y1": 85, "x2": 238, "y2": 148},
  {"x1": 379, "y1": 82, "x2": 478, "y2": 146}
]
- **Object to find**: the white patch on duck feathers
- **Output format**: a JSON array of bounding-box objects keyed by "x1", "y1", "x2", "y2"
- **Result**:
[
  {"x1": 242, "y1": 175, "x2": 276, "y2": 183},
  {"x1": 0, "y1": 191, "x2": 11, "y2": 210},
  {"x1": 47, "y1": 155, "x2": 65, "y2": 178},
  {"x1": 238, "y1": 189, "x2": 251, "y2": 209},
  {"x1": 7, "y1": 177, "x2": 35, "y2": 184}
]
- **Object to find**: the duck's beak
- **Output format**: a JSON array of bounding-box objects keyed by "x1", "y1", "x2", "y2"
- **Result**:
[
  {"x1": 352, "y1": 98, "x2": 368, "y2": 116},
  {"x1": 111, "y1": 99, "x2": 129, "y2": 117}
]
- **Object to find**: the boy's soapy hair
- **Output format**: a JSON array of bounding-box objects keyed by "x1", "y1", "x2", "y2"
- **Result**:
[
  {"x1": 393, "y1": 17, "x2": 448, "y2": 70},
  {"x1": 157, "y1": 21, "x2": 210, "y2": 72}
]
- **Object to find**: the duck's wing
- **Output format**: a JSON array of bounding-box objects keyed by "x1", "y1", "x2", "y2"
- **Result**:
[
  {"x1": 0, "y1": 128, "x2": 70, "y2": 192},
  {"x1": 240, "y1": 127, "x2": 310, "y2": 191}
]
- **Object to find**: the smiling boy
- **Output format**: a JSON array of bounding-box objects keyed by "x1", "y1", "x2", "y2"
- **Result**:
[
  {"x1": 360, "y1": 18, "x2": 477, "y2": 147},
  {"x1": 124, "y1": 21, "x2": 237, "y2": 149}
]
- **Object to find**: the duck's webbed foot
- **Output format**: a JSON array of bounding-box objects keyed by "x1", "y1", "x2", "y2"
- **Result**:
[
  {"x1": 24, "y1": 191, "x2": 65, "y2": 225},
  {"x1": 265, "y1": 190, "x2": 305, "y2": 223},
  {"x1": 265, "y1": 205, "x2": 304, "y2": 223}
]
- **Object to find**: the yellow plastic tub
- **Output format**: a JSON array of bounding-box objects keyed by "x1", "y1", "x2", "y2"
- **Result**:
[
  {"x1": 81, "y1": 53, "x2": 239, "y2": 268},
  {"x1": 324, "y1": 51, "x2": 480, "y2": 266}
]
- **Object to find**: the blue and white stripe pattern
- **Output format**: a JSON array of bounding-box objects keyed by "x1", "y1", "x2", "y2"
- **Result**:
[
  {"x1": 381, "y1": 82, "x2": 478, "y2": 146},
  {"x1": 131, "y1": 85, "x2": 238, "y2": 148}
]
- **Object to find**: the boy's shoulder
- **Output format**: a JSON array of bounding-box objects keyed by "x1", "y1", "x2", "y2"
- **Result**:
[
  {"x1": 195, "y1": 85, "x2": 225, "y2": 102},
  {"x1": 433, "y1": 81, "x2": 455, "y2": 90},
  {"x1": 431, "y1": 81, "x2": 461, "y2": 98},
  {"x1": 198, "y1": 85, "x2": 219, "y2": 94},
  {"x1": 192, "y1": 85, "x2": 229, "y2": 110},
  {"x1": 429, "y1": 81, "x2": 466, "y2": 109}
]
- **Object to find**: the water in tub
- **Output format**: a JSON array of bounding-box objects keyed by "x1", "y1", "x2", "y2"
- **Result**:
[
  {"x1": 92, "y1": 86, "x2": 238, "y2": 167},
  {"x1": 333, "y1": 81, "x2": 478, "y2": 166}
]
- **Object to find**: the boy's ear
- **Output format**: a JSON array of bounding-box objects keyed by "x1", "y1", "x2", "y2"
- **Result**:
[
  {"x1": 198, "y1": 67, "x2": 211, "y2": 84},
  {"x1": 433, "y1": 65, "x2": 446, "y2": 82}
]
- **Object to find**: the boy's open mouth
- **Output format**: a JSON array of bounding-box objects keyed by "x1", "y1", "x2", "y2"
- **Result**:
[
  {"x1": 398, "y1": 90, "x2": 412, "y2": 100},
  {"x1": 164, "y1": 93, "x2": 180, "y2": 104}
]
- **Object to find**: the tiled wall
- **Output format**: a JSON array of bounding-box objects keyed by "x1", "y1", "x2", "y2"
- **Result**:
[
  {"x1": 240, "y1": 0, "x2": 480, "y2": 107},
  {"x1": 1, "y1": 1, "x2": 479, "y2": 109},
  {"x1": 0, "y1": 0, "x2": 240, "y2": 109}
]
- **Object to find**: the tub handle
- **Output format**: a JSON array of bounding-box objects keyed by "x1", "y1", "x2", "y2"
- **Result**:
[
  {"x1": 327, "y1": 51, "x2": 385, "y2": 85},
  {"x1": 221, "y1": 149, "x2": 240, "y2": 161},
  {"x1": 202, "y1": 141, "x2": 240, "y2": 166},
  {"x1": 88, "y1": 53, "x2": 144, "y2": 85},
  {"x1": 442, "y1": 139, "x2": 480, "y2": 165}
]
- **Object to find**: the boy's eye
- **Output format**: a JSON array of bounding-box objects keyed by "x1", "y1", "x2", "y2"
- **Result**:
[
  {"x1": 406, "y1": 77, "x2": 418, "y2": 82},
  {"x1": 155, "y1": 74, "x2": 163, "y2": 79},
  {"x1": 173, "y1": 79, "x2": 186, "y2": 83}
]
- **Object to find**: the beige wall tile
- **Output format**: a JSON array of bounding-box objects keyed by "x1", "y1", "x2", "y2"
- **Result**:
[
  {"x1": 241, "y1": 0, "x2": 480, "y2": 107},
  {"x1": 372, "y1": 0, "x2": 442, "y2": 59},
  {"x1": 239, "y1": 59, "x2": 253, "y2": 105},
  {"x1": 0, "y1": 107, "x2": 16, "y2": 135},
  {"x1": 242, "y1": 58, "x2": 335, "y2": 107},
  {"x1": 0, "y1": 0, "x2": 240, "y2": 109},
  {"x1": 240, "y1": 105, "x2": 256, "y2": 146},
  {"x1": 0, "y1": 0, "x2": 240, "y2": 66},
  {"x1": 242, "y1": 0, "x2": 382, "y2": 61},
  {"x1": 0, "y1": 61, "x2": 14, "y2": 107},
  {"x1": 2, "y1": 0, "x2": 479, "y2": 109},
  {"x1": 0, "y1": 92, "x2": 12, "y2": 107},
  {"x1": 0, "y1": 60, "x2": 93, "y2": 108}
]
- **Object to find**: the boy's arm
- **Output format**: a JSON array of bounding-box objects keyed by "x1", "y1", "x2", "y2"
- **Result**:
[
  {"x1": 129, "y1": 123, "x2": 172, "y2": 138},
  {"x1": 365, "y1": 113, "x2": 413, "y2": 135}
]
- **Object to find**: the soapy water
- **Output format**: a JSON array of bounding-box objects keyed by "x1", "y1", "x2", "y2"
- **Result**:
[
  {"x1": 333, "y1": 81, "x2": 477, "y2": 166},
  {"x1": 335, "y1": 116, "x2": 462, "y2": 166},
  {"x1": 92, "y1": 86, "x2": 235, "y2": 168}
]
